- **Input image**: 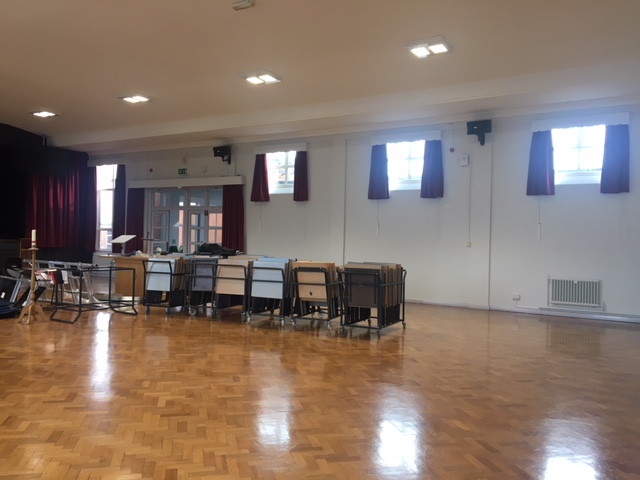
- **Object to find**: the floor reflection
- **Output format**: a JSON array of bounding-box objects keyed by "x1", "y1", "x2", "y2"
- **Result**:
[
  {"x1": 90, "y1": 312, "x2": 112, "y2": 400},
  {"x1": 543, "y1": 418, "x2": 602, "y2": 480},
  {"x1": 375, "y1": 387, "x2": 424, "y2": 476},
  {"x1": 253, "y1": 351, "x2": 292, "y2": 448}
]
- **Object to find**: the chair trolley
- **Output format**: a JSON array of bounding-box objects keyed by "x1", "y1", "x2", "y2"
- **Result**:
[
  {"x1": 290, "y1": 266, "x2": 342, "y2": 329},
  {"x1": 213, "y1": 260, "x2": 251, "y2": 320},
  {"x1": 185, "y1": 256, "x2": 218, "y2": 316},
  {"x1": 248, "y1": 260, "x2": 293, "y2": 324},
  {"x1": 340, "y1": 265, "x2": 406, "y2": 337},
  {"x1": 143, "y1": 258, "x2": 186, "y2": 314}
]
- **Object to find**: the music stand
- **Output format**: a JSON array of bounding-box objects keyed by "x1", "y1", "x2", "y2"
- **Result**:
[{"x1": 112, "y1": 235, "x2": 136, "y2": 255}]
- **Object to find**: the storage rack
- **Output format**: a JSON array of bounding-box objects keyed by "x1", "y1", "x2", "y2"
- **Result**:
[
  {"x1": 185, "y1": 256, "x2": 218, "y2": 316},
  {"x1": 213, "y1": 259, "x2": 252, "y2": 320},
  {"x1": 248, "y1": 259, "x2": 293, "y2": 324},
  {"x1": 143, "y1": 258, "x2": 186, "y2": 314},
  {"x1": 290, "y1": 264, "x2": 342, "y2": 329},
  {"x1": 340, "y1": 264, "x2": 406, "y2": 337},
  {"x1": 50, "y1": 265, "x2": 137, "y2": 323}
]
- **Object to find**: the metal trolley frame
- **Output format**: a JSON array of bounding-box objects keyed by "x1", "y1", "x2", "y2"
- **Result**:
[
  {"x1": 213, "y1": 262, "x2": 250, "y2": 320},
  {"x1": 185, "y1": 257, "x2": 218, "y2": 316},
  {"x1": 290, "y1": 267, "x2": 343, "y2": 329},
  {"x1": 248, "y1": 265, "x2": 292, "y2": 324},
  {"x1": 51, "y1": 266, "x2": 137, "y2": 324},
  {"x1": 339, "y1": 267, "x2": 406, "y2": 337},
  {"x1": 143, "y1": 259, "x2": 186, "y2": 314}
]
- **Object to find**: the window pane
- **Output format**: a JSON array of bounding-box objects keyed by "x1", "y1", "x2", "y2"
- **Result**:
[
  {"x1": 208, "y1": 229, "x2": 222, "y2": 244},
  {"x1": 580, "y1": 125, "x2": 606, "y2": 147},
  {"x1": 266, "y1": 151, "x2": 296, "y2": 192},
  {"x1": 96, "y1": 164, "x2": 117, "y2": 190},
  {"x1": 552, "y1": 127, "x2": 579, "y2": 149},
  {"x1": 190, "y1": 189, "x2": 206, "y2": 207},
  {"x1": 387, "y1": 140, "x2": 425, "y2": 187},
  {"x1": 98, "y1": 230, "x2": 112, "y2": 250},
  {"x1": 209, "y1": 188, "x2": 222, "y2": 207},
  {"x1": 409, "y1": 159, "x2": 423, "y2": 179},
  {"x1": 555, "y1": 148, "x2": 579, "y2": 171},
  {"x1": 153, "y1": 191, "x2": 167, "y2": 208},
  {"x1": 99, "y1": 190, "x2": 113, "y2": 228},
  {"x1": 579, "y1": 146, "x2": 604, "y2": 171},
  {"x1": 170, "y1": 190, "x2": 185, "y2": 208},
  {"x1": 209, "y1": 212, "x2": 222, "y2": 228}
]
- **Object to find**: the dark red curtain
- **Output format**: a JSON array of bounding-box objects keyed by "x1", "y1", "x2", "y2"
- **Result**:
[
  {"x1": 368, "y1": 144, "x2": 389, "y2": 199},
  {"x1": 125, "y1": 188, "x2": 145, "y2": 252},
  {"x1": 26, "y1": 162, "x2": 96, "y2": 253},
  {"x1": 600, "y1": 124, "x2": 630, "y2": 194},
  {"x1": 222, "y1": 184, "x2": 245, "y2": 253},
  {"x1": 293, "y1": 151, "x2": 309, "y2": 201},
  {"x1": 420, "y1": 140, "x2": 444, "y2": 198},
  {"x1": 526, "y1": 130, "x2": 555, "y2": 196},
  {"x1": 112, "y1": 164, "x2": 126, "y2": 253},
  {"x1": 250, "y1": 153, "x2": 270, "y2": 202}
]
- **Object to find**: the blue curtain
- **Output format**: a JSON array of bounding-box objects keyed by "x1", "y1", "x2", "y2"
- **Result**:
[
  {"x1": 368, "y1": 144, "x2": 389, "y2": 199},
  {"x1": 293, "y1": 151, "x2": 309, "y2": 201},
  {"x1": 526, "y1": 130, "x2": 555, "y2": 196},
  {"x1": 600, "y1": 124, "x2": 630, "y2": 194},
  {"x1": 420, "y1": 140, "x2": 444, "y2": 198},
  {"x1": 250, "y1": 153, "x2": 270, "y2": 202}
]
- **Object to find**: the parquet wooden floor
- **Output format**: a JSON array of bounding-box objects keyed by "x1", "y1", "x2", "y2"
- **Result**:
[{"x1": 1, "y1": 301, "x2": 640, "y2": 479}]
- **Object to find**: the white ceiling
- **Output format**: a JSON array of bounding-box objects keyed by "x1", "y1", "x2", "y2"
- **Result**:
[{"x1": 2, "y1": 0, "x2": 640, "y2": 155}]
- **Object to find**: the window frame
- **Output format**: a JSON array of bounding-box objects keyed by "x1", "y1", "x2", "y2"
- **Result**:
[
  {"x1": 95, "y1": 164, "x2": 118, "y2": 252},
  {"x1": 552, "y1": 125, "x2": 605, "y2": 186},
  {"x1": 254, "y1": 142, "x2": 307, "y2": 195},
  {"x1": 266, "y1": 150, "x2": 296, "y2": 195},
  {"x1": 372, "y1": 130, "x2": 441, "y2": 192},
  {"x1": 532, "y1": 112, "x2": 629, "y2": 187}
]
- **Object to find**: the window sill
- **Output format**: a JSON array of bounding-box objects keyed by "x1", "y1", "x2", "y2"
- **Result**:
[
  {"x1": 390, "y1": 181, "x2": 420, "y2": 192},
  {"x1": 556, "y1": 172, "x2": 600, "y2": 186}
]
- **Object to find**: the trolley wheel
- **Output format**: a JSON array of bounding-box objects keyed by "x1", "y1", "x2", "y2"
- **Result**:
[
  {"x1": 146, "y1": 306, "x2": 150, "y2": 314},
  {"x1": 188, "y1": 307, "x2": 196, "y2": 316},
  {"x1": 327, "y1": 321, "x2": 332, "y2": 329},
  {"x1": 402, "y1": 321, "x2": 407, "y2": 329},
  {"x1": 377, "y1": 330, "x2": 381, "y2": 338}
]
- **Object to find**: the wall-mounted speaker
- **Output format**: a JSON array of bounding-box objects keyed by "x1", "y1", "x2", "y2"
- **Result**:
[
  {"x1": 467, "y1": 120, "x2": 492, "y2": 146},
  {"x1": 213, "y1": 145, "x2": 232, "y2": 164}
]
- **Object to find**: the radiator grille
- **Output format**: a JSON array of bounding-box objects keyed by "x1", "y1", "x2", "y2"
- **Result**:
[{"x1": 548, "y1": 278, "x2": 602, "y2": 309}]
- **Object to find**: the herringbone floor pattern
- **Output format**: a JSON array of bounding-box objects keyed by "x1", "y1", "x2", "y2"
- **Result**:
[{"x1": 1, "y1": 302, "x2": 640, "y2": 479}]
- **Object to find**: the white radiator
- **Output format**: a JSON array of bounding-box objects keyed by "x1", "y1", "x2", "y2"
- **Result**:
[{"x1": 548, "y1": 278, "x2": 602, "y2": 309}]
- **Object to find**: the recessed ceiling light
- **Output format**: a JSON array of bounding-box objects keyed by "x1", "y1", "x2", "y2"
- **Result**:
[
  {"x1": 245, "y1": 72, "x2": 281, "y2": 85},
  {"x1": 122, "y1": 95, "x2": 150, "y2": 103},
  {"x1": 409, "y1": 35, "x2": 452, "y2": 58},
  {"x1": 409, "y1": 46, "x2": 430, "y2": 59},
  {"x1": 32, "y1": 111, "x2": 57, "y2": 118}
]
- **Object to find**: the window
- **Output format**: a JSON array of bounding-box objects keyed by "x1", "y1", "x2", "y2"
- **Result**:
[
  {"x1": 96, "y1": 164, "x2": 117, "y2": 251},
  {"x1": 552, "y1": 125, "x2": 605, "y2": 185},
  {"x1": 387, "y1": 140, "x2": 425, "y2": 191},
  {"x1": 266, "y1": 150, "x2": 296, "y2": 194}
]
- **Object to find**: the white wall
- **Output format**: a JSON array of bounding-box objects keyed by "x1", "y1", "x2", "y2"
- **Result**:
[{"x1": 114, "y1": 104, "x2": 640, "y2": 319}]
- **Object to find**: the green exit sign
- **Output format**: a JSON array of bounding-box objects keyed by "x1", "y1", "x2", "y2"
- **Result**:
[{"x1": 178, "y1": 168, "x2": 188, "y2": 175}]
